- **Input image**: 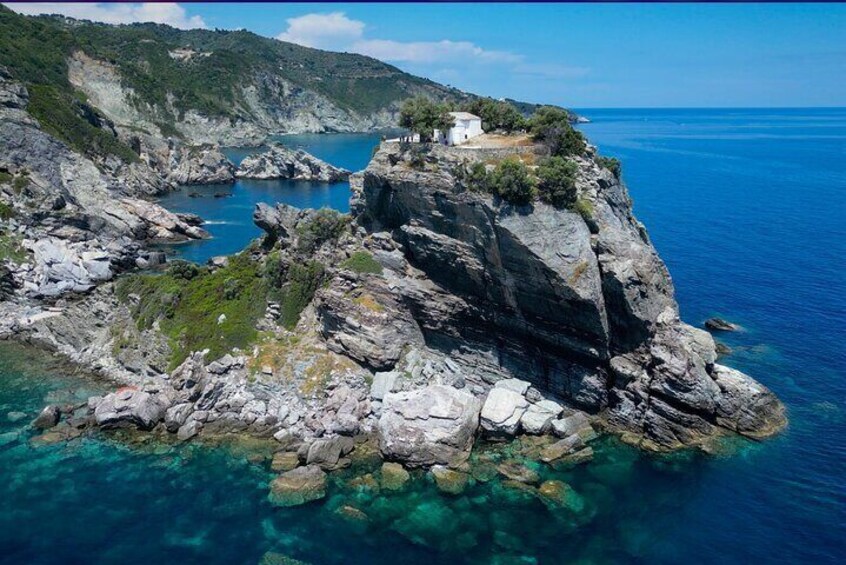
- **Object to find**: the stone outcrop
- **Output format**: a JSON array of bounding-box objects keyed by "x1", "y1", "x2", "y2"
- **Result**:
[
  {"x1": 166, "y1": 145, "x2": 235, "y2": 185},
  {"x1": 342, "y1": 141, "x2": 785, "y2": 451},
  {"x1": 378, "y1": 385, "x2": 481, "y2": 468},
  {"x1": 268, "y1": 465, "x2": 327, "y2": 507},
  {"x1": 237, "y1": 144, "x2": 351, "y2": 182},
  {"x1": 94, "y1": 385, "x2": 174, "y2": 430}
]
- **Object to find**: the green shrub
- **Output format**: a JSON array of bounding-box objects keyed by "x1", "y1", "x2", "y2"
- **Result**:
[
  {"x1": 0, "y1": 202, "x2": 14, "y2": 220},
  {"x1": 278, "y1": 261, "x2": 325, "y2": 329},
  {"x1": 536, "y1": 156, "x2": 578, "y2": 209},
  {"x1": 464, "y1": 162, "x2": 491, "y2": 193},
  {"x1": 489, "y1": 158, "x2": 536, "y2": 206},
  {"x1": 115, "y1": 253, "x2": 266, "y2": 369},
  {"x1": 529, "y1": 106, "x2": 586, "y2": 158},
  {"x1": 0, "y1": 171, "x2": 12, "y2": 184},
  {"x1": 167, "y1": 260, "x2": 201, "y2": 281},
  {"x1": 462, "y1": 98, "x2": 526, "y2": 132},
  {"x1": 596, "y1": 156, "x2": 622, "y2": 179},
  {"x1": 12, "y1": 175, "x2": 28, "y2": 193},
  {"x1": 296, "y1": 208, "x2": 348, "y2": 253},
  {"x1": 342, "y1": 251, "x2": 383, "y2": 275},
  {"x1": 0, "y1": 233, "x2": 27, "y2": 262},
  {"x1": 399, "y1": 96, "x2": 454, "y2": 142}
]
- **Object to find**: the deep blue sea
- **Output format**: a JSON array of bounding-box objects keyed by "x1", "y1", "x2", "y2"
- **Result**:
[{"x1": 1, "y1": 109, "x2": 844, "y2": 564}]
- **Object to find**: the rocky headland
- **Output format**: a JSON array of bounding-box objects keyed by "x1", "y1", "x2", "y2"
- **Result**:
[{"x1": 3, "y1": 131, "x2": 786, "y2": 507}]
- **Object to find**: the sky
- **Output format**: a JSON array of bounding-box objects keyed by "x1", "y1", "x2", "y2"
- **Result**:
[{"x1": 6, "y1": 2, "x2": 846, "y2": 108}]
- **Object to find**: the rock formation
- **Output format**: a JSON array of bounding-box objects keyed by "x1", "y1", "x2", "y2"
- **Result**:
[{"x1": 237, "y1": 144, "x2": 351, "y2": 182}]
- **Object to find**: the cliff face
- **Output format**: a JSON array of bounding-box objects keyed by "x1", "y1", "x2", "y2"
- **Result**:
[{"x1": 326, "y1": 142, "x2": 785, "y2": 450}]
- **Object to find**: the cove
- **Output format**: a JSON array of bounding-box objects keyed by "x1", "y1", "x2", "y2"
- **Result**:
[{"x1": 155, "y1": 132, "x2": 388, "y2": 264}]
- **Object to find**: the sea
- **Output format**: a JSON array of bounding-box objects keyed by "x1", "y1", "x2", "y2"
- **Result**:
[{"x1": 1, "y1": 109, "x2": 843, "y2": 564}]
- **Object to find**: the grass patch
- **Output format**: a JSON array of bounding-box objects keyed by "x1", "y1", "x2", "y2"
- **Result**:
[
  {"x1": 0, "y1": 233, "x2": 28, "y2": 262},
  {"x1": 342, "y1": 251, "x2": 383, "y2": 275},
  {"x1": 353, "y1": 293, "x2": 385, "y2": 313},
  {"x1": 0, "y1": 171, "x2": 12, "y2": 184},
  {"x1": 115, "y1": 252, "x2": 266, "y2": 369},
  {"x1": 575, "y1": 198, "x2": 594, "y2": 221}
]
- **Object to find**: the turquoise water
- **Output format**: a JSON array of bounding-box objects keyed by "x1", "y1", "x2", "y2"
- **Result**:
[
  {"x1": 2, "y1": 110, "x2": 845, "y2": 563},
  {"x1": 156, "y1": 132, "x2": 385, "y2": 263}
]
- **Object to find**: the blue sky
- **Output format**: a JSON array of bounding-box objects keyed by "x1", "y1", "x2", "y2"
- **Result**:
[{"x1": 8, "y1": 2, "x2": 846, "y2": 107}]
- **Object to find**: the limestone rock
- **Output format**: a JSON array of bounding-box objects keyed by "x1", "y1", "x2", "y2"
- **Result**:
[
  {"x1": 94, "y1": 387, "x2": 172, "y2": 430},
  {"x1": 480, "y1": 388, "x2": 529, "y2": 436},
  {"x1": 430, "y1": 465, "x2": 470, "y2": 495},
  {"x1": 380, "y1": 462, "x2": 410, "y2": 491},
  {"x1": 237, "y1": 144, "x2": 350, "y2": 182},
  {"x1": 378, "y1": 385, "x2": 481, "y2": 468},
  {"x1": 520, "y1": 400, "x2": 563, "y2": 435}
]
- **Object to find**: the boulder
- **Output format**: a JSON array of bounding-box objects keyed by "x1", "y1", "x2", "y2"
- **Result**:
[
  {"x1": 520, "y1": 400, "x2": 563, "y2": 435},
  {"x1": 551, "y1": 412, "x2": 593, "y2": 439},
  {"x1": 540, "y1": 434, "x2": 585, "y2": 464},
  {"x1": 32, "y1": 405, "x2": 60, "y2": 430},
  {"x1": 495, "y1": 378, "x2": 531, "y2": 395},
  {"x1": 271, "y1": 451, "x2": 300, "y2": 473},
  {"x1": 94, "y1": 387, "x2": 171, "y2": 430},
  {"x1": 305, "y1": 436, "x2": 355, "y2": 471},
  {"x1": 480, "y1": 388, "x2": 529, "y2": 436},
  {"x1": 268, "y1": 465, "x2": 327, "y2": 507},
  {"x1": 378, "y1": 385, "x2": 481, "y2": 468}
]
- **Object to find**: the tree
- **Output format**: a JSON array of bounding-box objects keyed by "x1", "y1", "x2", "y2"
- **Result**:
[
  {"x1": 488, "y1": 158, "x2": 535, "y2": 206},
  {"x1": 399, "y1": 96, "x2": 454, "y2": 142},
  {"x1": 463, "y1": 98, "x2": 526, "y2": 132},
  {"x1": 528, "y1": 106, "x2": 586, "y2": 157},
  {"x1": 536, "y1": 156, "x2": 578, "y2": 209}
]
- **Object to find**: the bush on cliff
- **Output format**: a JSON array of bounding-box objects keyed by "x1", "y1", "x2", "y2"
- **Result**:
[
  {"x1": 488, "y1": 158, "x2": 536, "y2": 206},
  {"x1": 536, "y1": 156, "x2": 578, "y2": 209},
  {"x1": 596, "y1": 155, "x2": 621, "y2": 179},
  {"x1": 529, "y1": 106, "x2": 586, "y2": 158},
  {"x1": 116, "y1": 253, "x2": 266, "y2": 369},
  {"x1": 276, "y1": 261, "x2": 326, "y2": 330},
  {"x1": 296, "y1": 208, "x2": 349, "y2": 253}
]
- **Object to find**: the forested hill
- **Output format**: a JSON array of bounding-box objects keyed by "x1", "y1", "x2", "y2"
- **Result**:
[{"x1": 0, "y1": 6, "x2": 480, "y2": 144}]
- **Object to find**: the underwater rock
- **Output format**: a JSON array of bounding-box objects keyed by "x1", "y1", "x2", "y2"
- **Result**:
[
  {"x1": 431, "y1": 465, "x2": 470, "y2": 495},
  {"x1": 705, "y1": 317, "x2": 740, "y2": 332},
  {"x1": 271, "y1": 451, "x2": 301, "y2": 473},
  {"x1": 268, "y1": 465, "x2": 327, "y2": 507},
  {"x1": 32, "y1": 405, "x2": 60, "y2": 429},
  {"x1": 497, "y1": 461, "x2": 540, "y2": 485},
  {"x1": 305, "y1": 436, "x2": 355, "y2": 471},
  {"x1": 540, "y1": 435, "x2": 584, "y2": 464},
  {"x1": 380, "y1": 462, "x2": 410, "y2": 491}
]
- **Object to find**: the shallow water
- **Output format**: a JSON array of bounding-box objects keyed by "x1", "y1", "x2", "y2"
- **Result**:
[{"x1": 2, "y1": 110, "x2": 845, "y2": 563}]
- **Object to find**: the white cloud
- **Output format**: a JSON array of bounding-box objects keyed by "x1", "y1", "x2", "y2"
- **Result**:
[
  {"x1": 351, "y1": 39, "x2": 520, "y2": 65},
  {"x1": 276, "y1": 12, "x2": 521, "y2": 66},
  {"x1": 277, "y1": 12, "x2": 364, "y2": 51},
  {"x1": 6, "y1": 2, "x2": 206, "y2": 29}
]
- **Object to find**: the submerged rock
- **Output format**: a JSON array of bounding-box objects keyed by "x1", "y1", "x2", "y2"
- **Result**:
[
  {"x1": 378, "y1": 385, "x2": 481, "y2": 468},
  {"x1": 705, "y1": 317, "x2": 740, "y2": 332},
  {"x1": 431, "y1": 465, "x2": 470, "y2": 495},
  {"x1": 268, "y1": 465, "x2": 327, "y2": 507},
  {"x1": 380, "y1": 461, "x2": 411, "y2": 492},
  {"x1": 32, "y1": 405, "x2": 60, "y2": 430}
]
